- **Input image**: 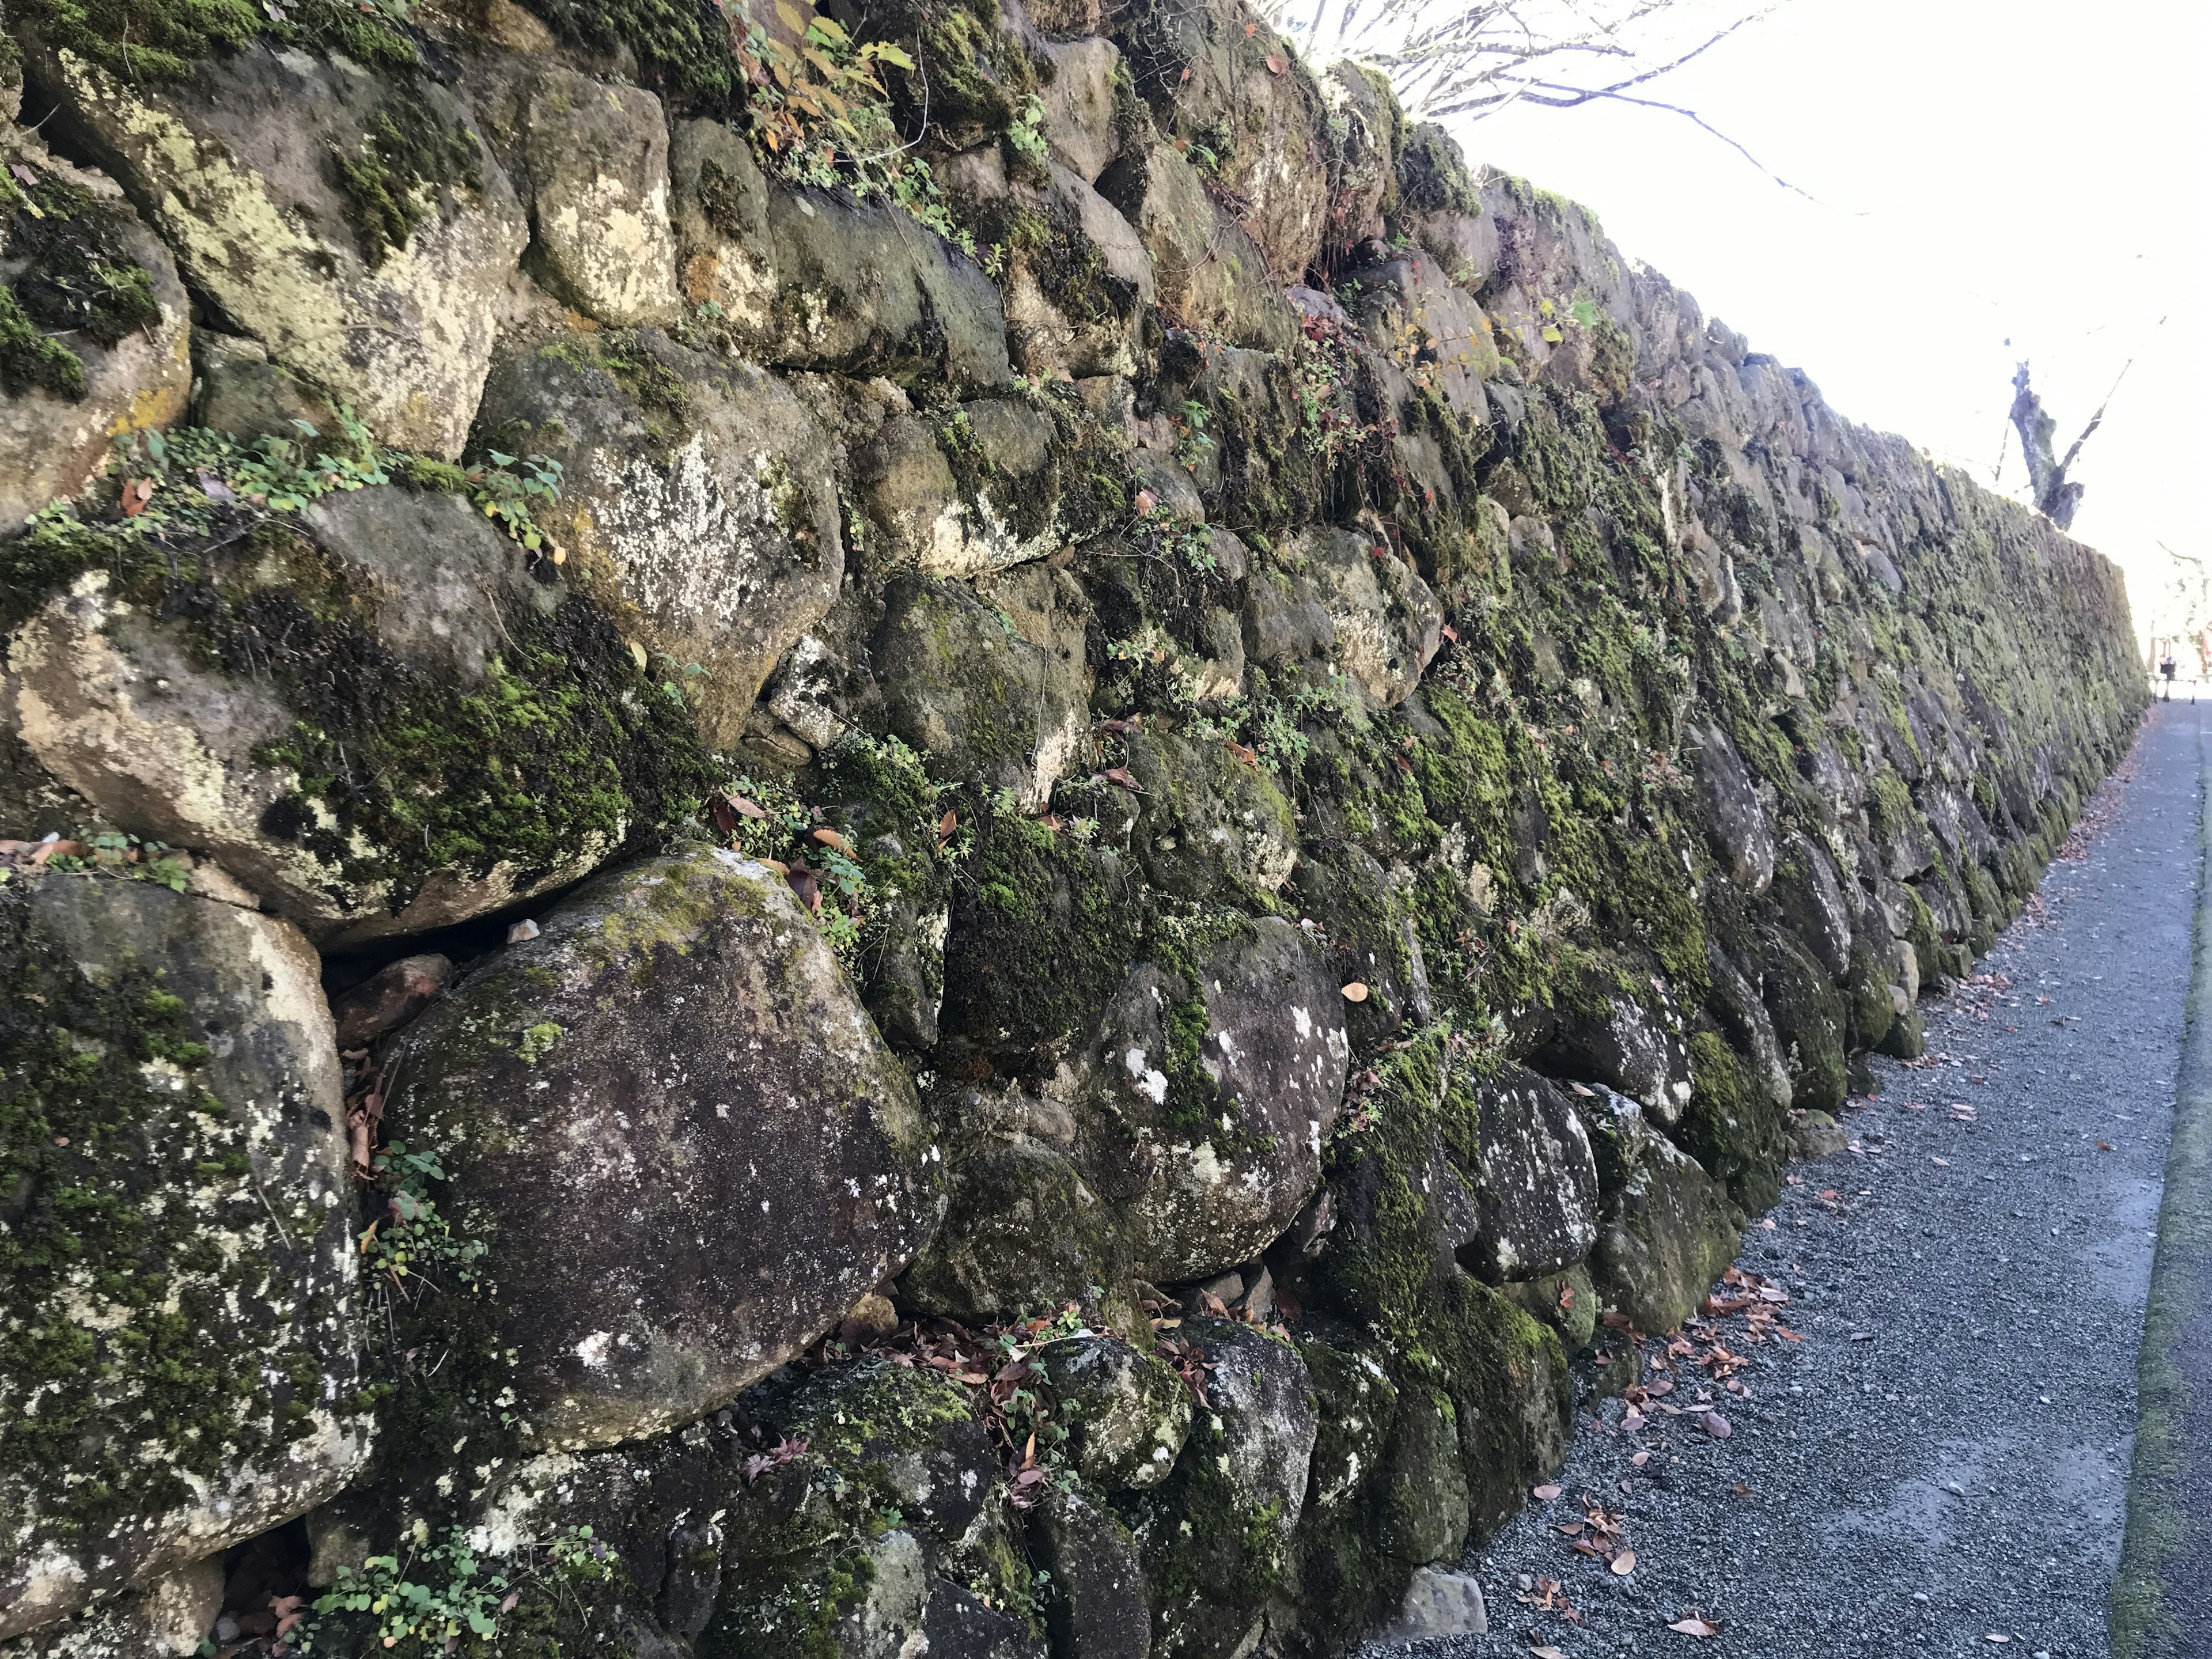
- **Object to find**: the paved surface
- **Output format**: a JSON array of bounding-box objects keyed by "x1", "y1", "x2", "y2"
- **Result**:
[
  {"x1": 2112, "y1": 701, "x2": 2212, "y2": 1657},
  {"x1": 1403, "y1": 702, "x2": 2201, "y2": 1658}
]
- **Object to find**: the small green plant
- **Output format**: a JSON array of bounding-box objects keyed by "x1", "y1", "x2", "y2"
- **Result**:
[
  {"x1": 294, "y1": 1522, "x2": 611, "y2": 1655},
  {"x1": 1005, "y1": 93, "x2": 1050, "y2": 175},
  {"x1": 1172, "y1": 400, "x2": 1214, "y2": 471},
  {"x1": 359, "y1": 1141, "x2": 486, "y2": 1296},
  {"x1": 464, "y1": 450, "x2": 565, "y2": 555}
]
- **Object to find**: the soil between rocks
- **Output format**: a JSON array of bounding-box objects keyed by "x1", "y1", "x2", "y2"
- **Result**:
[{"x1": 1384, "y1": 702, "x2": 2202, "y2": 1659}]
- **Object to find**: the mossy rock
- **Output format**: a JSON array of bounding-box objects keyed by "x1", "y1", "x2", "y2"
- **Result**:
[
  {"x1": 0, "y1": 872, "x2": 368, "y2": 1637},
  {"x1": 5, "y1": 485, "x2": 710, "y2": 941},
  {"x1": 384, "y1": 844, "x2": 943, "y2": 1452}
]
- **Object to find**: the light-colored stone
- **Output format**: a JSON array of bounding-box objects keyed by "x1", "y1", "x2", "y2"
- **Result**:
[
  {"x1": 0, "y1": 129, "x2": 190, "y2": 525},
  {"x1": 1039, "y1": 36, "x2": 1122, "y2": 184},
  {"x1": 514, "y1": 67, "x2": 681, "y2": 325},
  {"x1": 32, "y1": 42, "x2": 527, "y2": 457},
  {"x1": 1384, "y1": 1567, "x2": 1488, "y2": 1639},
  {"x1": 474, "y1": 328, "x2": 846, "y2": 746}
]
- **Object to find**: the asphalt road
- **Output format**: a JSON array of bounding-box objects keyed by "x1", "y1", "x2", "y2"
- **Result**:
[{"x1": 1403, "y1": 701, "x2": 2201, "y2": 1659}]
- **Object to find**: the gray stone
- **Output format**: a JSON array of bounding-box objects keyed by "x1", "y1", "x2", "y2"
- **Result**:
[
  {"x1": 1790, "y1": 1109, "x2": 1848, "y2": 1160},
  {"x1": 1095, "y1": 141, "x2": 1293, "y2": 352},
  {"x1": 1379, "y1": 1389, "x2": 1469, "y2": 1565},
  {"x1": 666, "y1": 123, "x2": 1010, "y2": 387},
  {"x1": 386, "y1": 843, "x2": 942, "y2": 1450},
  {"x1": 1576, "y1": 1088, "x2": 1738, "y2": 1334},
  {"x1": 0, "y1": 129, "x2": 190, "y2": 526},
  {"x1": 854, "y1": 400, "x2": 1080, "y2": 577},
  {"x1": 1039, "y1": 1336, "x2": 1192, "y2": 1491},
  {"x1": 5, "y1": 487, "x2": 610, "y2": 942},
  {"x1": 32, "y1": 41, "x2": 527, "y2": 457},
  {"x1": 899, "y1": 1131, "x2": 1116, "y2": 1324},
  {"x1": 1079, "y1": 918, "x2": 1351, "y2": 1281},
  {"x1": 1463, "y1": 1068, "x2": 1601, "y2": 1283},
  {"x1": 1537, "y1": 982, "x2": 1694, "y2": 1125},
  {"x1": 0, "y1": 874, "x2": 368, "y2": 1639},
  {"x1": 472, "y1": 328, "x2": 845, "y2": 747},
  {"x1": 1278, "y1": 528, "x2": 1443, "y2": 708},
  {"x1": 1039, "y1": 37, "x2": 1123, "y2": 184},
  {"x1": 1123, "y1": 724, "x2": 1298, "y2": 900},
  {"x1": 1029, "y1": 1484, "x2": 1150, "y2": 1659},
  {"x1": 1383, "y1": 1567, "x2": 1489, "y2": 1639},
  {"x1": 873, "y1": 571, "x2": 1091, "y2": 811},
  {"x1": 509, "y1": 66, "x2": 681, "y2": 325},
  {"x1": 1343, "y1": 254, "x2": 1498, "y2": 423},
  {"x1": 1692, "y1": 721, "x2": 1778, "y2": 892},
  {"x1": 190, "y1": 331, "x2": 338, "y2": 445},
  {"x1": 1003, "y1": 165, "x2": 1154, "y2": 379},
  {"x1": 1775, "y1": 832, "x2": 1854, "y2": 978}
]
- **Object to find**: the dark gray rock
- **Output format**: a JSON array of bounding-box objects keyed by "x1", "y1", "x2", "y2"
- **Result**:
[
  {"x1": 387, "y1": 843, "x2": 942, "y2": 1449},
  {"x1": 1078, "y1": 918, "x2": 1351, "y2": 1281},
  {"x1": 1031, "y1": 1483, "x2": 1150, "y2": 1659},
  {"x1": 1040, "y1": 1336, "x2": 1193, "y2": 1491},
  {"x1": 1462, "y1": 1067, "x2": 1600, "y2": 1283},
  {"x1": 1575, "y1": 1087, "x2": 1739, "y2": 1334},
  {"x1": 874, "y1": 572, "x2": 1090, "y2": 812},
  {"x1": 1691, "y1": 722, "x2": 1778, "y2": 892},
  {"x1": 0, "y1": 874, "x2": 366, "y2": 1639},
  {"x1": 666, "y1": 123, "x2": 1010, "y2": 387},
  {"x1": 1535, "y1": 980, "x2": 1694, "y2": 1125}
]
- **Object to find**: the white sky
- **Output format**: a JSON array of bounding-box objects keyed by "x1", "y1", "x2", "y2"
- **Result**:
[{"x1": 1440, "y1": 0, "x2": 2212, "y2": 647}]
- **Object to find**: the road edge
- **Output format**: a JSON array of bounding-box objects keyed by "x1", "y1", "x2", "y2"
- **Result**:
[{"x1": 2112, "y1": 712, "x2": 2212, "y2": 1658}]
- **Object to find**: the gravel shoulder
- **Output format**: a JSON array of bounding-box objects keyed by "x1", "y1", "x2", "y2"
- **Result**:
[{"x1": 1396, "y1": 702, "x2": 2200, "y2": 1659}]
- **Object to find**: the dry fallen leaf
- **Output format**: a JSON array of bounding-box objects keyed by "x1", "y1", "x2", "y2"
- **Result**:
[
  {"x1": 1532, "y1": 1649, "x2": 1569, "y2": 1659},
  {"x1": 1667, "y1": 1616, "x2": 1722, "y2": 1638},
  {"x1": 1702, "y1": 1411, "x2": 1731, "y2": 1440},
  {"x1": 1609, "y1": 1549, "x2": 1636, "y2": 1576},
  {"x1": 937, "y1": 809, "x2": 958, "y2": 844},
  {"x1": 1630, "y1": 1450, "x2": 1652, "y2": 1467},
  {"x1": 1340, "y1": 982, "x2": 1369, "y2": 1003},
  {"x1": 812, "y1": 827, "x2": 854, "y2": 854},
  {"x1": 1531, "y1": 1483, "x2": 1562, "y2": 1501},
  {"x1": 1264, "y1": 51, "x2": 1287, "y2": 73}
]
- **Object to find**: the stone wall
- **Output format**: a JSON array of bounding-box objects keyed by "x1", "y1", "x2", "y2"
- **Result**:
[{"x1": 0, "y1": 0, "x2": 2143, "y2": 1653}]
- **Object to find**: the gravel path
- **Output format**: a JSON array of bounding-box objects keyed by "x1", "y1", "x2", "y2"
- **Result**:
[{"x1": 1406, "y1": 702, "x2": 2200, "y2": 1659}]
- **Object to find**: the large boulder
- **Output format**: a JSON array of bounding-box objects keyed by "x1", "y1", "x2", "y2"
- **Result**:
[
  {"x1": 1340, "y1": 255, "x2": 1497, "y2": 424},
  {"x1": 0, "y1": 872, "x2": 368, "y2": 1640},
  {"x1": 31, "y1": 42, "x2": 528, "y2": 457},
  {"x1": 0, "y1": 130, "x2": 191, "y2": 525},
  {"x1": 1533, "y1": 979, "x2": 1694, "y2": 1125},
  {"x1": 1273, "y1": 529, "x2": 1443, "y2": 708},
  {"x1": 1690, "y1": 722, "x2": 1777, "y2": 892},
  {"x1": 477, "y1": 63, "x2": 682, "y2": 325},
  {"x1": 471, "y1": 327, "x2": 846, "y2": 747},
  {"x1": 1077, "y1": 918, "x2": 1351, "y2": 1281},
  {"x1": 666, "y1": 122, "x2": 1011, "y2": 387},
  {"x1": 1123, "y1": 725, "x2": 1298, "y2": 900},
  {"x1": 386, "y1": 843, "x2": 943, "y2": 1450},
  {"x1": 1134, "y1": 1319, "x2": 1316, "y2": 1659},
  {"x1": 5, "y1": 484, "x2": 696, "y2": 941},
  {"x1": 1003, "y1": 165, "x2": 1156, "y2": 380}
]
